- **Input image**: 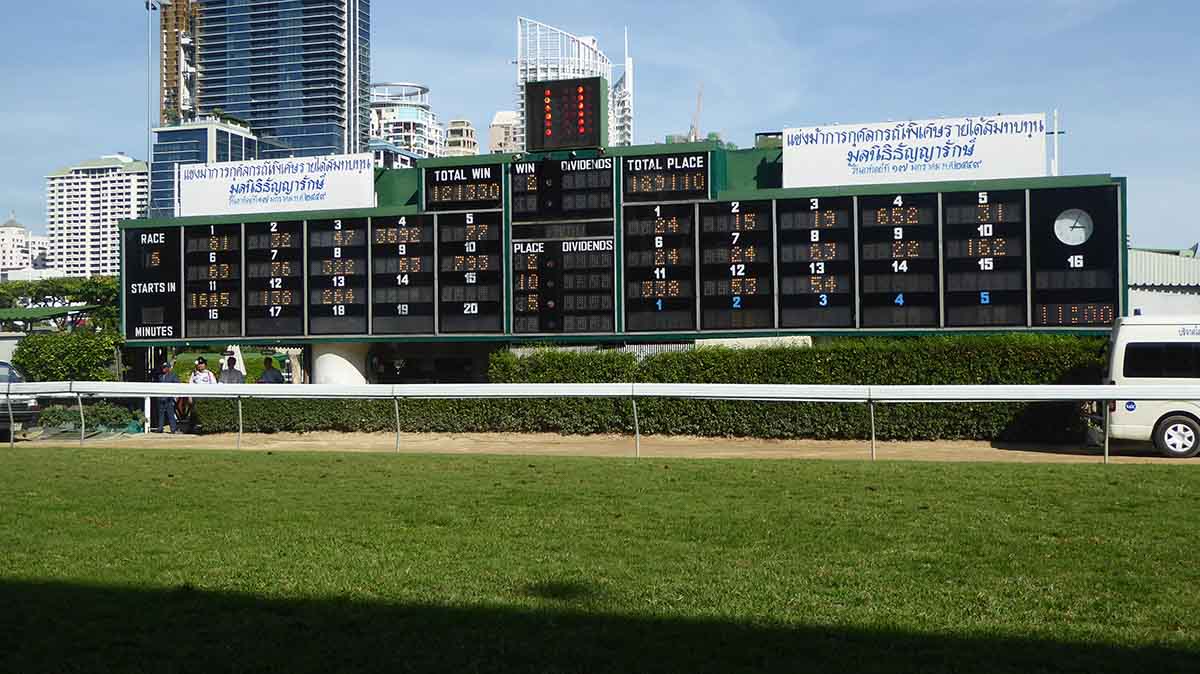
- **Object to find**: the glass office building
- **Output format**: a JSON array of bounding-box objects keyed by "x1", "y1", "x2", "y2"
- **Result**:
[
  {"x1": 149, "y1": 116, "x2": 263, "y2": 216},
  {"x1": 195, "y1": 0, "x2": 370, "y2": 158}
]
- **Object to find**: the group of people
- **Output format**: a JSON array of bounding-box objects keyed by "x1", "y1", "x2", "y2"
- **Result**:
[{"x1": 155, "y1": 355, "x2": 285, "y2": 433}]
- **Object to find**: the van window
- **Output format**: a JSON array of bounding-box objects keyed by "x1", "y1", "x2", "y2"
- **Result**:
[{"x1": 1123, "y1": 342, "x2": 1200, "y2": 378}]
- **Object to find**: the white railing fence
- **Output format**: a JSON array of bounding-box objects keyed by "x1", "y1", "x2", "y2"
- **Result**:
[{"x1": 7, "y1": 381, "x2": 1200, "y2": 463}]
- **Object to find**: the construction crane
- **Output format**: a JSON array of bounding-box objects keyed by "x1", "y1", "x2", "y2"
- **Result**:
[{"x1": 687, "y1": 83, "x2": 703, "y2": 143}]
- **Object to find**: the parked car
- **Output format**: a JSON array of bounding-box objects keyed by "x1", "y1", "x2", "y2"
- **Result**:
[
  {"x1": 0, "y1": 361, "x2": 39, "y2": 435},
  {"x1": 1106, "y1": 315, "x2": 1200, "y2": 457}
]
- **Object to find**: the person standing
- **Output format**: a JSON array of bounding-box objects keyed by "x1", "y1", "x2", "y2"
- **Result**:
[
  {"x1": 258, "y1": 356, "x2": 284, "y2": 384},
  {"x1": 156, "y1": 361, "x2": 179, "y2": 433},
  {"x1": 219, "y1": 356, "x2": 245, "y2": 384},
  {"x1": 190, "y1": 357, "x2": 217, "y2": 385}
]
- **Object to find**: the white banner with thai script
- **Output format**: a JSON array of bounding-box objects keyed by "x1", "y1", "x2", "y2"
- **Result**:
[
  {"x1": 176, "y1": 153, "x2": 375, "y2": 216},
  {"x1": 783, "y1": 114, "x2": 1046, "y2": 188}
]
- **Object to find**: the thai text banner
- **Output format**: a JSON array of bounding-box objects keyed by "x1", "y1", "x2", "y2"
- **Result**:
[
  {"x1": 176, "y1": 153, "x2": 375, "y2": 217},
  {"x1": 783, "y1": 114, "x2": 1046, "y2": 188}
]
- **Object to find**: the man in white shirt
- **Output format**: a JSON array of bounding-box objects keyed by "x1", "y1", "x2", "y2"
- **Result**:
[{"x1": 190, "y1": 357, "x2": 217, "y2": 385}]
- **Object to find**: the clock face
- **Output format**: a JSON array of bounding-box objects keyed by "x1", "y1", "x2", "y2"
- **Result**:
[{"x1": 1053, "y1": 208, "x2": 1094, "y2": 246}]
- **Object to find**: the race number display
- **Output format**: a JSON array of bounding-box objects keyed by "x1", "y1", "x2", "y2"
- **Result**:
[
  {"x1": 307, "y1": 218, "x2": 368, "y2": 335},
  {"x1": 943, "y1": 190, "x2": 1027, "y2": 326},
  {"x1": 1030, "y1": 185, "x2": 1119, "y2": 326},
  {"x1": 859, "y1": 193, "x2": 939, "y2": 327},
  {"x1": 778, "y1": 197, "x2": 854, "y2": 328},
  {"x1": 372, "y1": 215, "x2": 435, "y2": 334},
  {"x1": 245, "y1": 220, "x2": 304, "y2": 336},
  {"x1": 624, "y1": 203, "x2": 696, "y2": 332},
  {"x1": 439, "y1": 211, "x2": 504, "y2": 333},
  {"x1": 184, "y1": 223, "x2": 241, "y2": 338},
  {"x1": 699, "y1": 201, "x2": 774, "y2": 330}
]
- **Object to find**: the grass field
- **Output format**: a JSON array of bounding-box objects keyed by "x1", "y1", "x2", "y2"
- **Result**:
[{"x1": 1, "y1": 448, "x2": 1197, "y2": 673}]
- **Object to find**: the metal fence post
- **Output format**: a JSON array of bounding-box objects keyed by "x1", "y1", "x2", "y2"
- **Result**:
[
  {"x1": 1103, "y1": 400, "x2": 1110, "y2": 465},
  {"x1": 393, "y1": 397, "x2": 401, "y2": 453},
  {"x1": 6, "y1": 381, "x2": 13, "y2": 450},
  {"x1": 869, "y1": 401, "x2": 877, "y2": 461},
  {"x1": 236, "y1": 397, "x2": 243, "y2": 450},
  {"x1": 77, "y1": 393, "x2": 85, "y2": 447},
  {"x1": 143, "y1": 396, "x2": 151, "y2": 434},
  {"x1": 631, "y1": 396, "x2": 640, "y2": 459}
]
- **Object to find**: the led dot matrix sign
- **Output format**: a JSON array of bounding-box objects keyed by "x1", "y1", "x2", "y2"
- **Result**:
[{"x1": 524, "y1": 77, "x2": 607, "y2": 151}]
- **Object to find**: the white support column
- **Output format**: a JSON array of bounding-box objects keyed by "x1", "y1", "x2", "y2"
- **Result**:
[{"x1": 312, "y1": 343, "x2": 371, "y2": 385}]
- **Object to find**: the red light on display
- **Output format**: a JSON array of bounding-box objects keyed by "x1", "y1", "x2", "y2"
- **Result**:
[
  {"x1": 525, "y1": 77, "x2": 603, "y2": 150},
  {"x1": 545, "y1": 129, "x2": 552, "y2": 136}
]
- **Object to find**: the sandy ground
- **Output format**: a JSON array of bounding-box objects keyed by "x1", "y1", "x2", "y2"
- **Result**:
[{"x1": 19, "y1": 430, "x2": 1188, "y2": 464}]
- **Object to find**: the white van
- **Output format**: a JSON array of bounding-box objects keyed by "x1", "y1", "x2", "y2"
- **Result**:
[{"x1": 1107, "y1": 315, "x2": 1200, "y2": 457}]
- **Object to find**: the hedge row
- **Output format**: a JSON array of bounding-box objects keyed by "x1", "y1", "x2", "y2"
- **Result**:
[{"x1": 194, "y1": 335, "x2": 1107, "y2": 442}]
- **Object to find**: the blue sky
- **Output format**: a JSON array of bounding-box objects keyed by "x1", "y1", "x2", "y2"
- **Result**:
[{"x1": 0, "y1": 1, "x2": 1196, "y2": 247}]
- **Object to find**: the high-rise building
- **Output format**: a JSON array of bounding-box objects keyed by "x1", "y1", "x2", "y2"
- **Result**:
[
  {"x1": 194, "y1": 0, "x2": 370, "y2": 157},
  {"x1": 370, "y1": 83, "x2": 446, "y2": 158},
  {"x1": 159, "y1": 0, "x2": 199, "y2": 124},
  {"x1": 488, "y1": 111, "x2": 520, "y2": 154},
  {"x1": 0, "y1": 213, "x2": 49, "y2": 272},
  {"x1": 445, "y1": 119, "x2": 478, "y2": 157},
  {"x1": 45, "y1": 154, "x2": 148, "y2": 277},
  {"x1": 368, "y1": 138, "x2": 419, "y2": 169},
  {"x1": 514, "y1": 17, "x2": 633, "y2": 151},
  {"x1": 149, "y1": 114, "x2": 266, "y2": 217}
]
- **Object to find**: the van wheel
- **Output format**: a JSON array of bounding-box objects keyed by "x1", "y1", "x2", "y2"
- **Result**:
[{"x1": 1154, "y1": 416, "x2": 1200, "y2": 458}]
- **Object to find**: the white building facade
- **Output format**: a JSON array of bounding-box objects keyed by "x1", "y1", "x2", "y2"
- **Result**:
[
  {"x1": 370, "y1": 83, "x2": 446, "y2": 158},
  {"x1": 0, "y1": 213, "x2": 49, "y2": 271},
  {"x1": 514, "y1": 17, "x2": 633, "y2": 150},
  {"x1": 45, "y1": 154, "x2": 148, "y2": 277},
  {"x1": 489, "y1": 111, "x2": 521, "y2": 154},
  {"x1": 445, "y1": 119, "x2": 479, "y2": 157}
]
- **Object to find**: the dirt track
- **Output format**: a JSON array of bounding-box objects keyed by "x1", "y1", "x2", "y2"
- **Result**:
[{"x1": 23, "y1": 431, "x2": 1189, "y2": 464}]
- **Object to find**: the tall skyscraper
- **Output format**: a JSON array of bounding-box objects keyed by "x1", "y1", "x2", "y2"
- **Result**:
[
  {"x1": 46, "y1": 154, "x2": 148, "y2": 277},
  {"x1": 514, "y1": 17, "x2": 633, "y2": 151},
  {"x1": 159, "y1": 0, "x2": 199, "y2": 124},
  {"x1": 194, "y1": 0, "x2": 370, "y2": 157},
  {"x1": 370, "y1": 83, "x2": 446, "y2": 159}
]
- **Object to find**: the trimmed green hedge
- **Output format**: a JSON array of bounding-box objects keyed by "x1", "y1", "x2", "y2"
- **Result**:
[{"x1": 194, "y1": 335, "x2": 1106, "y2": 442}]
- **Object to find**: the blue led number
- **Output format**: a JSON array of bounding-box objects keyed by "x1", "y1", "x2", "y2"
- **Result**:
[
  {"x1": 818, "y1": 293, "x2": 828, "y2": 307},
  {"x1": 732, "y1": 296, "x2": 742, "y2": 309},
  {"x1": 655, "y1": 298, "x2": 664, "y2": 311},
  {"x1": 894, "y1": 293, "x2": 905, "y2": 306},
  {"x1": 980, "y1": 291, "x2": 990, "y2": 305}
]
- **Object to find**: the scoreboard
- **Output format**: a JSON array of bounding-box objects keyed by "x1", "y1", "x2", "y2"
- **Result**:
[{"x1": 122, "y1": 155, "x2": 1125, "y2": 343}]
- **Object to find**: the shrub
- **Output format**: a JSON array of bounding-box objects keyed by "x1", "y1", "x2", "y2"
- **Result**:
[
  {"x1": 12, "y1": 331, "x2": 123, "y2": 381},
  {"x1": 193, "y1": 335, "x2": 1106, "y2": 442},
  {"x1": 38, "y1": 401, "x2": 140, "y2": 429}
]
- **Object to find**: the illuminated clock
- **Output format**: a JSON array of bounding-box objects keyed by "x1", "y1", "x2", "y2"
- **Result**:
[{"x1": 1053, "y1": 208, "x2": 1094, "y2": 246}]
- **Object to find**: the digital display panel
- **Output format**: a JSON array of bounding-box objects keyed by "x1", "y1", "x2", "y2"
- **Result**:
[
  {"x1": 524, "y1": 77, "x2": 605, "y2": 151},
  {"x1": 245, "y1": 220, "x2": 304, "y2": 336},
  {"x1": 859, "y1": 193, "x2": 939, "y2": 327},
  {"x1": 123, "y1": 227, "x2": 182, "y2": 339},
  {"x1": 510, "y1": 157, "x2": 615, "y2": 236},
  {"x1": 424, "y1": 164, "x2": 503, "y2": 211},
  {"x1": 307, "y1": 217, "x2": 368, "y2": 335},
  {"x1": 778, "y1": 197, "x2": 854, "y2": 328},
  {"x1": 699, "y1": 201, "x2": 774, "y2": 330},
  {"x1": 439, "y1": 211, "x2": 504, "y2": 333},
  {"x1": 512, "y1": 238, "x2": 615, "y2": 333},
  {"x1": 622, "y1": 152, "x2": 709, "y2": 203},
  {"x1": 943, "y1": 190, "x2": 1027, "y2": 327},
  {"x1": 184, "y1": 223, "x2": 241, "y2": 338},
  {"x1": 372, "y1": 215, "x2": 434, "y2": 334},
  {"x1": 624, "y1": 203, "x2": 696, "y2": 332},
  {"x1": 1030, "y1": 185, "x2": 1119, "y2": 326}
]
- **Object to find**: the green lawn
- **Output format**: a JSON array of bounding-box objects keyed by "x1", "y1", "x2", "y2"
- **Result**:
[{"x1": 1, "y1": 448, "x2": 1197, "y2": 673}]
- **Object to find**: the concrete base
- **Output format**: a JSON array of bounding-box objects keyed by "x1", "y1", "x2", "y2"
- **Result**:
[{"x1": 312, "y1": 342, "x2": 370, "y2": 385}]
